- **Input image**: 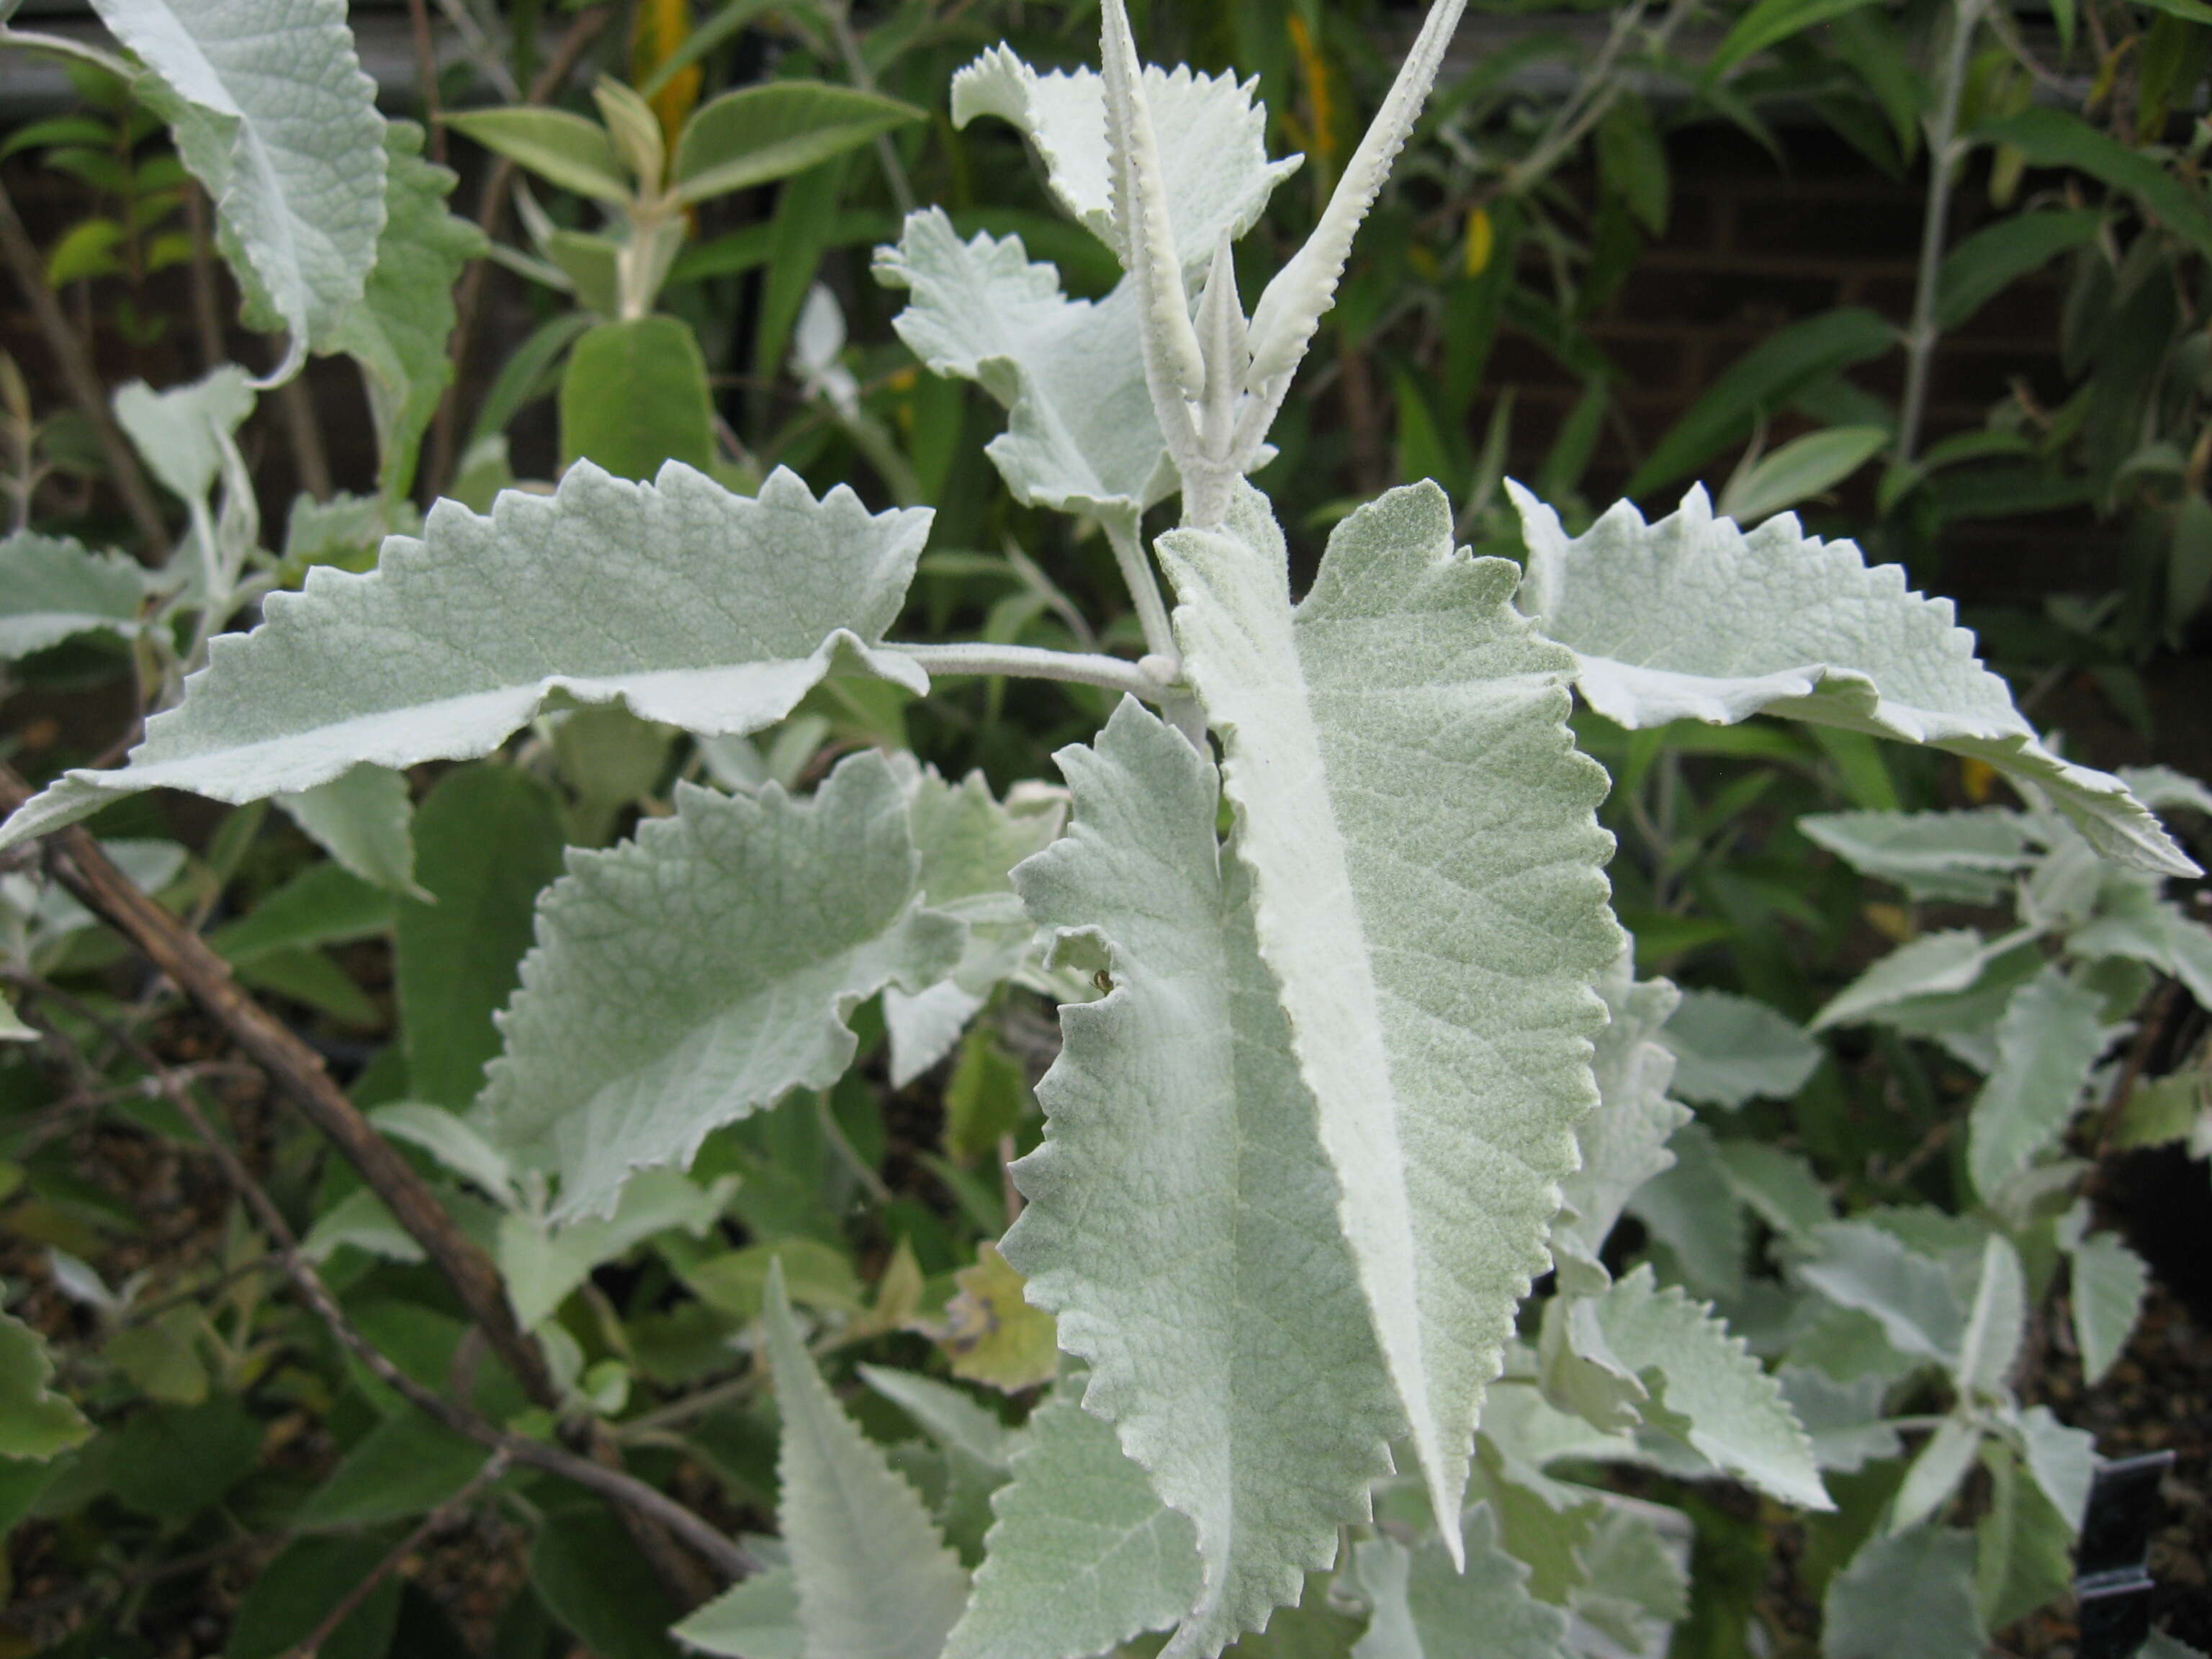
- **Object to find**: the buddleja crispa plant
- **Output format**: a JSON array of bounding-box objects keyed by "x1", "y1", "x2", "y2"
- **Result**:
[{"x1": 1, "y1": 1, "x2": 2203, "y2": 1656}]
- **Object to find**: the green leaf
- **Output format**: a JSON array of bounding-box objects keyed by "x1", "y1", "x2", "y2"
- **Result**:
[
  {"x1": 559, "y1": 315, "x2": 716, "y2": 482},
  {"x1": 1812, "y1": 930, "x2": 2018, "y2": 1031},
  {"x1": 1977, "y1": 107, "x2": 2212, "y2": 263},
  {"x1": 295, "y1": 1412, "x2": 486, "y2": 1528},
  {"x1": 1154, "y1": 482, "x2": 1619, "y2": 1555},
  {"x1": 228, "y1": 1533, "x2": 405, "y2": 1659},
  {"x1": 1007, "y1": 699, "x2": 1400, "y2": 1656},
  {"x1": 0, "y1": 531, "x2": 147, "y2": 659},
  {"x1": 0, "y1": 464, "x2": 933, "y2": 851},
  {"x1": 531, "y1": 1501, "x2": 683, "y2": 1659},
  {"x1": 950, "y1": 47, "x2": 1300, "y2": 267},
  {"x1": 943, "y1": 1390, "x2": 1202, "y2": 1659},
  {"x1": 763, "y1": 1262, "x2": 970, "y2": 1659},
  {"x1": 1799, "y1": 808, "x2": 2041, "y2": 904},
  {"x1": 498, "y1": 1168, "x2": 727, "y2": 1328},
  {"x1": 1966, "y1": 970, "x2": 2109, "y2": 1202},
  {"x1": 876, "y1": 210, "x2": 1173, "y2": 517},
  {"x1": 1715, "y1": 1141, "x2": 1833, "y2": 1244},
  {"x1": 1621, "y1": 310, "x2": 1894, "y2": 496},
  {"x1": 673, "y1": 82, "x2": 922, "y2": 204},
  {"x1": 1707, "y1": 0, "x2": 1886, "y2": 78},
  {"x1": 686, "y1": 1238, "x2": 864, "y2": 1319},
  {"x1": 858, "y1": 1367, "x2": 1012, "y2": 1472},
  {"x1": 1935, "y1": 210, "x2": 2102, "y2": 333},
  {"x1": 371, "y1": 1102, "x2": 517, "y2": 1203},
  {"x1": 395, "y1": 764, "x2": 567, "y2": 1110},
  {"x1": 107, "y1": 1395, "x2": 262, "y2": 1519},
  {"x1": 1798, "y1": 1222, "x2": 1963, "y2": 1364},
  {"x1": 328, "y1": 120, "x2": 485, "y2": 503},
  {"x1": 1514, "y1": 485, "x2": 2193, "y2": 875},
  {"x1": 1975, "y1": 1441, "x2": 2072, "y2": 1632},
  {"x1": 1349, "y1": 1504, "x2": 1572, "y2": 1659},
  {"x1": 1821, "y1": 1527, "x2": 1985, "y2": 1659},
  {"x1": 2064, "y1": 1227, "x2": 2146, "y2": 1385},
  {"x1": 482, "y1": 752, "x2": 963, "y2": 1218},
  {"x1": 1659, "y1": 988, "x2": 1822, "y2": 1108},
  {"x1": 98, "y1": 0, "x2": 387, "y2": 379},
  {"x1": 675, "y1": 1567, "x2": 804, "y2": 1659},
  {"x1": 1624, "y1": 1119, "x2": 1747, "y2": 1300},
  {"x1": 0, "y1": 1310, "x2": 90, "y2": 1459},
  {"x1": 441, "y1": 107, "x2": 631, "y2": 204},
  {"x1": 1716, "y1": 425, "x2": 1889, "y2": 524},
  {"x1": 274, "y1": 763, "x2": 424, "y2": 899},
  {"x1": 1595, "y1": 91, "x2": 1668, "y2": 234},
  {"x1": 1586, "y1": 1266, "x2": 1830, "y2": 1508},
  {"x1": 1550, "y1": 956, "x2": 1689, "y2": 1292}
]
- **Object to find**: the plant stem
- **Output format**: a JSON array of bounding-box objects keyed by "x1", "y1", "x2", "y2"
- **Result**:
[
  {"x1": 1101, "y1": 508, "x2": 1179, "y2": 662},
  {"x1": 0, "y1": 175, "x2": 170, "y2": 557},
  {"x1": 824, "y1": 0, "x2": 915, "y2": 216},
  {"x1": 407, "y1": 0, "x2": 450, "y2": 167},
  {"x1": 1897, "y1": 0, "x2": 1991, "y2": 466},
  {"x1": 891, "y1": 641, "x2": 1178, "y2": 701}
]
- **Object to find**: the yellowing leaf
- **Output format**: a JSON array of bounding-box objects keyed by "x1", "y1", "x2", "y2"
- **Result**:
[{"x1": 935, "y1": 1246, "x2": 1057, "y2": 1393}]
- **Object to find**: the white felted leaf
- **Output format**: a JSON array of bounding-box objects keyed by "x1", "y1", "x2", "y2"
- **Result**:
[
  {"x1": 761, "y1": 1264, "x2": 971, "y2": 1659},
  {"x1": 675, "y1": 1567, "x2": 802, "y2": 1659},
  {"x1": 1822, "y1": 1527, "x2": 1985, "y2": 1659},
  {"x1": 1714, "y1": 1141, "x2": 1833, "y2": 1244},
  {"x1": 274, "y1": 764, "x2": 423, "y2": 899},
  {"x1": 884, "y1": 763, "x2": 1067, "y2": 1085},
  {"x1": 481, "y1": 752, "x2": 964, "y2": 1218},
  {"x1": 0, "y1": 464, "x2": 931, "y2": 853},
  {"x1": 1799, "y1": 808, "x2": 2044, "y2": 904},
  {"x1": 1349, "y1": 1505, "x2": 1572, "y2": 1659},
  {"x1": 1811, "y1": 930, "x2": 2018, "y2": 1032},
  {"x1": 496, "y1": 1167, "x2": 727, "y2": 1328},
  {"x1": 2011, "y1": 1404, "x2": 2095, "y2": 1529},
  {"x1": 1586, "y1": 1266, "x2": 1830, "y2": 1509},
  {"x1": 2064, "y1": 1228, "x2": 2147, "y2": 1386},
  {"x1": 1952, "y1": 1236, "x2": 2027, "y2": 1399},
  {"x1": 1551, "y1": 956, "x2": 1688, "y2": 1291},
  {"x1": 96, "y1": 0, "x2": 386, "y2": 381},
  {"x1": 859, "y1": 1367, "x2": 1012, "y2": 1472},
  {"x1": 0, "y1": 532, "x2": 148, "y2": 659},
  {"x1": 876, "y1": 210, "x2": 1174, "y2": 516},
  {"x1": 1966, "y1": 968, "x2": 2110, "y2": 1201},
  {"x1": 1007, "y1": 699, "x2": 1401, "y2": 1658},
  {"x1": 948, "y1": 48, "x2": 1299, "y2": 266},
  {"x1": 942, "y1": 1391, "x2": 1202, "y2": 1659},
  {"x1": 1511, "y1": 484, "x2": 2196, "y2": 878},
  {"x1": 113, "y1": 366, "x2": 256, "y2": 508},
  {"x1": 1658, "y1": 988, "x2": 1822, "y2": 1109},
  {"x1": 327, "y1": 120, "x2": 485, "y2": 500},
  {"x1": 2069, "y1": 886, "x2": 2212, "y2": 1009},
  {"x1": 1154, "y1": 482, "x2": 1622, "y2": 1546},
  {"x1": 1797, "y1": 1223, "x2": 1964, "y2": 1364},
  {"x1": 1778, "y1": 1369, "x2": 1902, "y2": 1473}
]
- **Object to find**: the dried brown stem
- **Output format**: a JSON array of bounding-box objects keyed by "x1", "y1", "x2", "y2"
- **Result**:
[
  {"x1": 0, "y1": 173, "x2": 170, "y2": 556},
  {"x1": 407, "y1": 0, "x2": 450, "y2": 168}
]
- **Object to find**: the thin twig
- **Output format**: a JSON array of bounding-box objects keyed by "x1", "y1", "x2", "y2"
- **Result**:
[
  {"x1": 0, "y1": 174, "x2": 170, "y2": 556},
  {"x1": 426, "y1": 6, "x2": 613, "y2": 501},
  {"x1": 1897, "y1": 0, "x2": 1992, "y2": 464},
  {"x1": 273, "y1": 372, "x2": 333, "y2": 503},
  {"x1": 181, "y1": 184, "x2": 227, "y2": 374},
  {"x1": 407, "y1": 0, "x2": 451, "y2": 167},
  {"x1": 277, "y1": 1451, "x2": 511, "y2": 1659}
]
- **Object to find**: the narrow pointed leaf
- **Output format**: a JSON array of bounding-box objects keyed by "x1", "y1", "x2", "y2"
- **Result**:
[
  {"x1": 1889, "y1": 1416, "x2": 1983, "y2": 1532},
  {"x1": 950, "y1": 48, "x2": 1298, "y2": 266},
  {"x1": 482, "y1": 752, "x2": 963, "y2": 1217},
  {"x1": 675, "y1": 1567, "x2": 802, "y2": 1659},
  {"x1": 1512, "y1": 485, "x2": 2196, "y2": 876},
  {"x1": 1244, "y1": 0, "x2": 1469, "y2": 385},
  {"x1": 876, "y1": 210, "x2": 1174, "y2": 516},
  {"x1": 2013, "y1": 1405, "x2": 2095, "y2": 1529},
  {"x1": 0, "y1": 531, "x2": 148, "y2": 659},
  {"x1": 1812, "y1": 930, "x2": 2018, "y2": 1031},
  {"x1": 1007, "y1": 699, "x2": 1401, "y2": 1657},
  {"x1": 98, "y1": 0, "x2": 387, "y2": 380},
  {"x1": 1098, "y1": 0, "x2": 1204, "y2": 403},
  {"x1": 1966, "y1": 968, "x2": 2110, "y2": 1201},
  {"x1": 1349, "y1": 1506, "x2": 1571, "y2": 1659},
  {"x1": 328, "y1": 120, "x2": 485, "y2": 503},
  {"x1": 439, "y1": 107, "x2": 631, "y2": 203},
  {"x1": 1953, "y1": 1236, "x2": 2026, "y2": 1397},
  {"x1": 1798, "y1": 1222, "x2": 1964, "y2": 1364},
  {"x1": 1587, "y1": 1266, "x2": 1830, "y2": 1509},
  {"x1": 1551, "y1": 957, "x2": 1688, "y2": 1291},
  {"x1": 943, "y1": 1391, "x2": 1202, "y2": 1659},
  {"x1": 1154, "y1": 483, "x2": 1621, "y2": 1544},
  {"x1": 673, "y1": 83, "x2": 923, "y2": 204},
  {"x1": 0, "y1": 464, "x2": 932, "y2": 853},
  {"x1": 2064, "y1": 1228, "x2": 2147, "y2": 1385},
  {"x1": 1658, "y1": 988, "x2": 1822, "y2": 1108},
  {"x1": 762, "y1": 1264, "x2": 970, "y2": 1659}
]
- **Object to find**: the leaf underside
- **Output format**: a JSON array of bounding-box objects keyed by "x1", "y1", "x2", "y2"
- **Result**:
[{"x1": 1511, "y1": 484, "x2": 2196, "y2": 877}]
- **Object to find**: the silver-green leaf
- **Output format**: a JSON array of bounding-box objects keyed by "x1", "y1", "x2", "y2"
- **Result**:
[
  {"x1": 0, "y1": 532, "x2": 148, "y2": 660},
  {"x1": 1155, "y1": 482, "x2": 1621, "y2": 1548},
  {"x1": 481, "y1": 752, "x2": 964, "y2": 1218}
]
